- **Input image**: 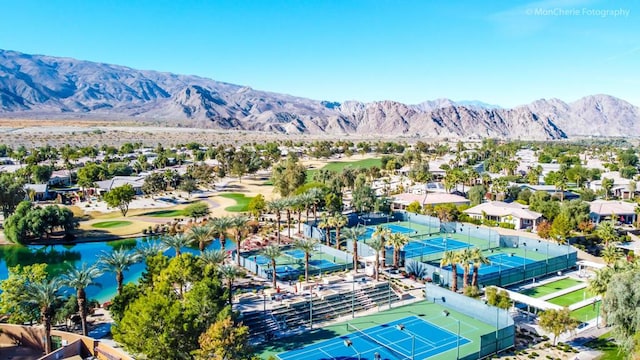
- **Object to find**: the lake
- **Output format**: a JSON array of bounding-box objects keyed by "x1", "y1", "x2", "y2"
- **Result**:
[{"x1": 0, "y1": 237, "x2": 236, "y2": 303}]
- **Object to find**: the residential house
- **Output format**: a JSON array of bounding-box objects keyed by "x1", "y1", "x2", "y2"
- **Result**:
[
  {"x1": 589, "y1": 200, "x2": 637, "y2": 224},
  {"x1": 95, "y1": 176, "x2": 145, "y2": 195},
  {"x1": 24, "y1": 183, "x2": 50, "y2": 201},
  {"x1": 589, "y1": 171, "x2": 636, "y2": 199},
  {"x1": 463, "y1": 201, "x2": 542, "y2": 230},
  {"x1": 518, "y1": 184, "x2": 580, "y2": 200},
  {"x1": 391, "y1": 192, "x2": 470, "y2": 211},
  {"x1": 48, "y1": 169, "x2": 73, "y2": 187}
]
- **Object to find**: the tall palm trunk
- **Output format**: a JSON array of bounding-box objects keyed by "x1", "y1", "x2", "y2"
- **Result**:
[
  {"x1": 381, "y1": 247, "x2": 386, "y2": 268},
  {"x1": 286, "y1": 209, "x2": 292, "y2": 238},
  {"x1": 77, "y1": 288, "x2": 88, "y2": 336},
  {"x1": 313, "y1": 204, "x2": 318, "y2": 222},
  {"x1": 43, "y1": 307, "x2": 53, "y2": 354},
  {"x1": 472, "y1": 266, "x2": 479, "y2": 288},
  {"x1": 236, "y1": 233, "x2": 243, "y2": 266},
  {"x1": 374, "y1": 252, "x2": 380, "y2": 281},
  {"x1": 462, "y1": 265, "x2": 470, "y2": 288},
  {"x1": 325, "y1": 227, "x2": 331, "y2": 247},
  {"x1": 305, "y1": 253, "x2": 310, "y2": 282},
  {"x1": 116, "y1": 271, "x2": 124, "y2": 295},
  {"x1": 297, "y1": 211, "x2": 302, "y2": 234},
  {"x1": 451, "y1": 263, "x2": 458, "y2": 292},
  {"x1": 394, "y1": 247, "x2": 399, "y2": 269},
  {"x1": 335, "y1": 226, "x2": 341, "y2": 249},
  {"x1": 276, "y1": 214, "x2": 282, "y2": 244},
  {"x1": 271, "y1": 260, "x2": 277, "y2": 289},
  {"x1": 227, "y1": 279, "x2": 233, "y2": 306},
  {"x1": 353, "y1": 239, "x2": 359, "y2": 273},
  {"x1": 219, "y1": 233, "x2": 226, "y2": 251}
]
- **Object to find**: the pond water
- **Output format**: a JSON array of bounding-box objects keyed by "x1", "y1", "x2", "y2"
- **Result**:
[{"x1": 0, "y1": 237, "x2": 236, "y2": 303}]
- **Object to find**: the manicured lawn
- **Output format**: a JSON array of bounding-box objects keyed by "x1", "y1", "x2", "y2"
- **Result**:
[
  {"x1": 321, "y1": 158, "x2": 382, "y2": 172},
  {"x1": 140, "y1": 209, "x2": 185, "y2": 217},
  {"x1": 520, "y1": 278, "x2": 583, "y2": 298},
  {"x1": 305, "y1": 157, "x2": 381, "y2": 183},
  {"x1": 219, "y1": 193, "x2": 253, "y2": 212},
  {"x1": 570, "y1": 300, "x2": 601, "y2": 322},
  {"x1": 585, "y1": 332, "x2": 624, "y2": 360},
  {"x1": 91, "y1": 220, "x2": 133, "y2": 229},
  {"x1": 548, "y1": 288, "x2": 595, "y2": 307}
]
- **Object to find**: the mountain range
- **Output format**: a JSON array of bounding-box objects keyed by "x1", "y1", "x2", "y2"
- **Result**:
[{"x1": 1, "y1": 49, "x2": 639, "y2": 140}]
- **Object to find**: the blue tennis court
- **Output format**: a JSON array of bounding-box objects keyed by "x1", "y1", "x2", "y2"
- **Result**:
[
  {"x1": 278, "y1": 315, "x2": 470, "y2": 360},
  {"x1": 284, "y1": 249, "x2": 306, "y2": 259},
  {"x1": 252, "y1": 254, "x2": 271, "y2": 265},
  {"x1": 309, "y1": 259, "x2": 337, "y2": 270},
  {"x1": 488, "y1": 254, "x2": 535, "y2": 268},
  {"x1": 404, "y1": 238, "x2": 469, "y2": 259},
  {"x1": 360, "y1": 224, "x2": 419, "y2": 241}
]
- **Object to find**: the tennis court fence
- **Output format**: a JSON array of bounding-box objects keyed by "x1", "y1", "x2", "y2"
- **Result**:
[{"x1": 425, "y1": 283, "x2": 515, "y2": 358}]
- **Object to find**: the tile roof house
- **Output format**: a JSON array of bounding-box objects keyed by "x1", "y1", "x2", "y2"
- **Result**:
[
  {"x1": 463, "y1": 201, "x2": 542, "y2": 230},
  {"x1": 391, "y1": 192, "x2": 470, "y2": 211},
  {"x1": 589, "y1": 200, "x2": 637, "y2": 224},
  {"x1": 95, "y1": 176, "x2": 145, "y2": 195}
]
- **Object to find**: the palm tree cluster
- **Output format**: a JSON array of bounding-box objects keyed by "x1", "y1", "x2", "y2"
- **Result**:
[
  {"x1": 266, "y1": 190, "x2": 322, "y2": 244},
  {"x1": 439, "y1": 248, "x2": 490, "y2": 292}
]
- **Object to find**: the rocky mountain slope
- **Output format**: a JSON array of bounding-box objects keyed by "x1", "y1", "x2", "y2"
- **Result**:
[{"x1": 1, "y1": 49, "x2": 638, "y2": 139}]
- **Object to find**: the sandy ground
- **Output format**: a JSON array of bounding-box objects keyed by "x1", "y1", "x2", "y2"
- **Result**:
[{"x1": 0, "y1": 119, "x2": 390, "y2": 147}]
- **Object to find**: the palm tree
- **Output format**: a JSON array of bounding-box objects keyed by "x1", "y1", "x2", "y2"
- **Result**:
[
  {"x1": 440, "y1": 250, "x2": 460, "y2": 292},
  {"x1": 200, "y1": 249, "x2": 227, "y2": 270},
  {"x1": 596, "y1": 220, "x2": 618, "y2": 246},
  {"x1": 135, "y1": 240, "x2": 167, "y2": 259},
  {"x1": 333, "y1": 214, "x2": 348, "y2": 249},
  {"x1": 99, "y1": 249, "x2": 140, "y2": 295},
  {"x1": 601, "y1": 244, "x2": 622, "y2": 265},
  {"x1": 283, "y1": 197, "x2": 295, "y2": 239},
  {"x1": 219, "y1": 264, "x2": 242, "y2": 306},
  {"x1": 307, "y1": 187, "x2": 323, "y2": 221},
  {"x1": 386, "y1": 233, "x2": 410, "y2": 269},
  {"x1": 318, "y1": 213, "x2": 332, "y2": 246},
  {"x1": 212, "y1": 216, "x2": 234, "y2": 250},
  {"x1": 267, "y1": 199, "x2": 287, "y2": 244},
  {"x1": 298, "y1": 192, "x2": 314, "y2": 227},
  {"x1": 262, "y1": 244, "x2": 282, "y2": 289},
  {"x1": 368, "y1": 237, "x2": 385, "y2": 281},
  {"x1": 230, "y1": 216, "x2": 250, "y2": 266},
  {"x1": 291, "y1": 195, "x2": 306, "y2": 235},
  {"x1": 372, "y1": 226, "x2": 391, "y2": 268},
  {"x1": 26, "y1": 278, "x2": 62, "y2": 354},
  {"x1": 470, "y1": 248, "x2": 490, "y2": 288},
  {"x1": 188, "y1": 224, "x2": 216, "y2": 253},
  {"x1": 161, "y1": 233, "x2": 190, "y2": 257},
  {"x1": 457, "y1": 248, "x2": 474, "y2": 289},
  {"x1": 61, "y1": 263, "x2": 103, "y2": 336},
  {"x1": 343, "y1": 226, "x2": 366, "y2": 273},
  {"x1": 293, "y1": 237, "x2": 319, "y2": 282}
]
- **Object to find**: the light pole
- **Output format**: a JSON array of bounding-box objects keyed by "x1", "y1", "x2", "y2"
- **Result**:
[
  {"x1": 396, "y1": 324, "x2": 415, "y2": 360},
  {"x1": 309, "y1": 285, "x2": 314, "y2": 329},
  {"x1": 595, "y1": 300, "x2": 601, "y2": 329},
  {"x1": 443, "y1": 310, "x2": 460, "y2": 360},
  {"x1": 343, "y1": 339, "x2": 361, "y2": 360},
  {"x1": 523, "y1": 242, "x2": 527, "y2": 281}
]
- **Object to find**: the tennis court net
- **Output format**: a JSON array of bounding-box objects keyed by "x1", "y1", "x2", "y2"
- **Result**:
[{"x1": 346, "y1": 323, "x2": 411, "y2": 360}]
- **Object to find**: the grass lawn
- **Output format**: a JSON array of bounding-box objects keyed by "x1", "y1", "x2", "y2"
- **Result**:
[
  {"x1": 585, "y1": 332, "x2": 624, "y2": 360},
  {"x1": 218, "y1": 193, "x2": 253, "y2": 212},
  {"x1": 91, "y1": 220, "x2": 133, "y2": 229},
  {"x1": 547, "y1": 288, "x2": 595, "y2": 307},
  {"x1": 140, "y1": 209, "x2": 185, "y2": 217},
  {"x1": 519, "y1": 278, "x2": 583, "y2": 298},
  {"x1": 570, "y1": 300, "x2": 601, "y2": 322},
  {"x1": 305, "y1": 157, "x2": 382, "y2": 183}
]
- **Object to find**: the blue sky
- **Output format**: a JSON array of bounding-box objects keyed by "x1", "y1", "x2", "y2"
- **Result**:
[{"x1": 0, "y1": 0, "x2": 638, "y2": 107}]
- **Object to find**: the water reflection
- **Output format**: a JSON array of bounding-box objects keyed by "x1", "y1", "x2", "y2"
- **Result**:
[{"x1": 0, "y1": 237, "x2": 235, "y2": 303}]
